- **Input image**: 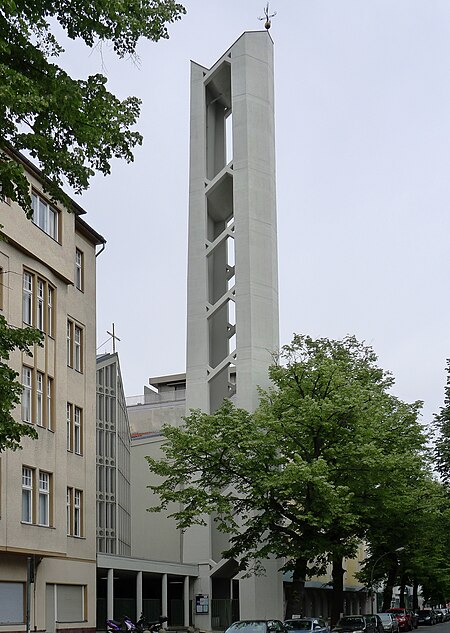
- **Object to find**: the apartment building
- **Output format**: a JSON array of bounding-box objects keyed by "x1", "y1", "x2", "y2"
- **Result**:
[{"x1": 0, "y1": 151, "x2": 105, "y2": 633}]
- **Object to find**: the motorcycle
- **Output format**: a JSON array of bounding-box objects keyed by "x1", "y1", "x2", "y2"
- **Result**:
[
  {"x1": 136, "y1": 615, "x2": 168, "y2": 633},
  {"x1": 106, "y1": 615, "x2": 138, "y2": 633}
]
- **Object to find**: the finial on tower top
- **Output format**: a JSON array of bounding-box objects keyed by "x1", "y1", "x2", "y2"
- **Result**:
[{"x1": 258, "y1": 3, "x2": 277, "y2": 30}]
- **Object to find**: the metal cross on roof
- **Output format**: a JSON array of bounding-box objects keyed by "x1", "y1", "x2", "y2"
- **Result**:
[{"x1": 259, "y1": 3, "x2": 277, "y2": 30}]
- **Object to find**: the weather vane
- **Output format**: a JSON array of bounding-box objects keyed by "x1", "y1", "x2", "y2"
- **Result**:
[{"x1": 259, "y1": 3, "x2": 277, "y2": 30}]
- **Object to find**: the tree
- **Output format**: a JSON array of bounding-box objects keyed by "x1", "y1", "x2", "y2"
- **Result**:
[
  {"x1": 434, "y1": 360, "x2": 450, "y2": 490},
  {"x1": 0, "y1": 314, "x2": 42, "y2": 451},
  {"x1": 0, "y1": 0, "x2": 185, "y2": 216},
  {"x1": 146, "y1": 334, "x2": 424, "y2": 623}
]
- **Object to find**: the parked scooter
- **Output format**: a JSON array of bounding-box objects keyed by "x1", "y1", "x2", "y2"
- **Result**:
[
  {"x1": 106, "y1": 615, "x2": 139, "y2": 633},
  {"x1": 135, "y1": 615, "x2": 168, "y2": 633}
]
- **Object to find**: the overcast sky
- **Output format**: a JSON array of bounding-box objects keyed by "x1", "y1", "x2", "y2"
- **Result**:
[{"x1": 64, "y1": 1, "x2": 450, "y2": 425}]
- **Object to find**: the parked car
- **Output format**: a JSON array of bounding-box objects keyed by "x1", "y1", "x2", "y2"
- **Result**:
[
  {"x1": 285, "y1": 618, "x2": 330, "y2": 633},
  {"x1": 225, "y1": 621, "x2": 288, "y2": 633},
  {"x1": 332, "y1": 615, "x2": 378, "y2": 633},
  {"x1": 376, "y1": 613, "x2": 400, "y2": 633},
  {"x1": 417, "y1": 610, "x2": 436, "y2": 626},
  {"x1": 284, "y1": 618, "x2": 330, "y2": 633},
  {"x1": 409, "y1": 611, "x2": 419, "y2": 629},
  {"x1": 362, "y1": 614, "x2": 384, "y2": 633},
  {"x1": 433, "y1": 610, "x2": 443, "y2": 624},
  {"x1": 386, "y1": 609, "x2": 413, "y2": 632}
]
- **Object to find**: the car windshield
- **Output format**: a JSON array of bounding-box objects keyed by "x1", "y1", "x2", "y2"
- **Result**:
[
  {"x1": 285, "y1": 621, "x2": 312, "y2": 630},
  {"x1": 376, "y1": 615, "x2": 391, "y2": 622},
  {"x1": 226, "y1": 623, "x2": 268, "y2": 633},
  {"x1": 336, "y1": 618, "x2": 365, "y2": 628}
]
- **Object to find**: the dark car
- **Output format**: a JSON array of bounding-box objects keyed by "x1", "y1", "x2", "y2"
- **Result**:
[
  {"x1": 376, "y1": 613, "x2": 399, "y2": 633},
  {"x1": 362, "y1": 614, "x2": 384, "y2": 633},
  {"x1": 386, "y1": 609, "x2": 413, "y2": 632},
  {"x1": 332, "y1": 615, "x2": 378, "y2": 633},
  {"x1": 285, "y1": 619, "x2": 330, "y2": 633},
  {"x1": 433, "y1": 610, "x2": 443, "y2": 624},
  {"x1": 225, "y1": 621, "x2": 288, "y2": 633},
  {"x1": 417, "y1": 610, "x2": 436, "y2": 626}
]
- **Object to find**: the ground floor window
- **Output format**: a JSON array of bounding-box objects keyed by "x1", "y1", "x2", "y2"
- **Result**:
[
  {"x1": 0, "y1": 581, "x2": 25, "y2": 624},
  {"x1": 56, "y1": 584, "x2": 85, "y2": 622}
]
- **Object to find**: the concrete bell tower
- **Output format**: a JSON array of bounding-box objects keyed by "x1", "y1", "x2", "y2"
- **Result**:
[{"x1": 185, "y1": 31, "x2": 283, "y2": 625}]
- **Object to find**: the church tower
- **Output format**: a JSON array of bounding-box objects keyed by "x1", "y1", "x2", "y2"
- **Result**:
[{"x1": 185, "y1": 31, "x2": 283, "y2": 625}]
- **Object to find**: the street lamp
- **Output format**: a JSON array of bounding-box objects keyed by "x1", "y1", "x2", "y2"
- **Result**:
[{"x1": 370, "y1": 547, "x2": 405, "y2": 614}]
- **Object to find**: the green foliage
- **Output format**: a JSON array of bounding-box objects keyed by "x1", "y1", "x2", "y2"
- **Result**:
[
  {"x1": 0, "y1": 314, "x2": 43, "y2": 451},
  {"x1": 0, "y1": 0, "x2": 185, "y2": 215},
  {"x1": 434, "y1": 359, "x2": 450, "y2": 490},
  {"x1": 146, "y1": 334, "x2": 426, "y2": 576}
]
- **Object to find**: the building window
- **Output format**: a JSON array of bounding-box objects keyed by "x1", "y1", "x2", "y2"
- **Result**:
[
  {"x1": 22, "y1": 468, "x2": 52, "y2": 527},
  {"x1": 75, "y1": 249, "x2": 83, "y2": 291},
  {"x1": 47, "y1": 377, "x2": 53, "y2": 431},
  {"x1": 0, "y1": 581, "x2": 25, "y2": 625},
  {"x1": 22, "y1": 271, "x2": 55, "y2": 335},
  {"x1": 67, "y1": 320, "x2": 83, "y2": 372},
  {"x1": 66, "y1": 403, "x2": 73, "y2": 452},
  {"x1": 36, "y1": 372, "x2": 44, "y2": 426},
  {"x1": 37, "y1": 279, "x2": 44, "y2": 331},
  {"x1": 67, "y1": 404, "x2": 83, "y2": 455},
  {"x1": 67, "y1": 487, "x2": 83, "y2": 537},
  {"x1": 74, "y1": 406, "x2": 82, "y2": 455},
  {"x1": 32, "y1": 192, "x2": 59, "y2": 241},
  {"x1": 38, "y1": 471, "x2": 50, "y2": 526},
  {"x1": 22, "y1": 366, "x2": 54, "y2": 429},
  {"x1": 22, "y1": 467, "x2": 33, "y2": 523},
  {"x1": 22, "y1": 367, "x2": 32, "y2": 423},
  {"x1": 23, "y1": 272, "x2": 32, "y2": 325}
]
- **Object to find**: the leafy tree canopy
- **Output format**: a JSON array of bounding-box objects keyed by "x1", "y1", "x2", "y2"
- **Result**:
[
  {"x1": 0, "y1": 314, "x2": 42, "y2": 451},
  {"x1": 0, "y1": 0, "x2": 185, "y2": 215},
  {"x1": 434, "y1": 359, "x2": 450, "y2": 490},
  {"x1": 146, "y1": 335, "x2": 425, "y2": 577}
]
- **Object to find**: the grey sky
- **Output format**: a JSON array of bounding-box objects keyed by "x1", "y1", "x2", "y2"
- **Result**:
[{"x1": 65, "y1": 1, "x2": 450, "y2": 425}]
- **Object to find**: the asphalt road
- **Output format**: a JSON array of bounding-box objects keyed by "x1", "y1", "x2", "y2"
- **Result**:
[{"x1": 416, "y1": 623, "x2": 450, "y2": 633}]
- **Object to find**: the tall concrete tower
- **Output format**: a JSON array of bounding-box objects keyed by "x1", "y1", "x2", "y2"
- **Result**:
[
  {"x1": 186, "y1": 30, "x2": 279, "y2": 414},
  {"x1": 185, "y1": 31, "x2": 283, "y2": 624}
]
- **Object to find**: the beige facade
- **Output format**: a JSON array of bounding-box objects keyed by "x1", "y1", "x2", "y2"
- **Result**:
[{"x1": 0, "y1": 152, "x2": 105, "y2": 633}]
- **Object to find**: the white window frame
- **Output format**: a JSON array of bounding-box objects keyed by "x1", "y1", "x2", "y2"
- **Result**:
[
  {"x1": 74, "y1": 489, "x2": 82, "y2": 537},
  {"x1": 66, "y1": 403, "x2": 73, "y2": 452},
  {"x1": 47, "y1": 286, "x2": 54, "y2": 337},
  {"x1": 74, "y1": 325, "x2": 82, "y2": 371},
  {"x1": 36, "y1": 372, "x2": 44, "y2": 426},
  {"x1": 37, "y1": 279, "x2": 44, "y2": 331},
  {"x1": 22, "y1": 467, "x2": 33, "y2": 523},
  {"x1": 66, "y1": 488, "x2": 72, "y2": 535},
  {"x1": 47, "y1": 377, "x2": 53, "y2": 431},
  {"x1": 74, "y1": 406, "x2": 82, "y2": 455},
  {"x1": 75, "y1": 249, "x2": 83, "y2": 291},
  {"x1": 38, "y1": 471, "x2": 50, "y2": 526},
  {"x1": 22, "y1": 367, "x2": 32, "y2": 423},
  {"x1": 32, "y1": 192, "x2": 59, "y2": 241},
  {"x1": 23, "y1": 272, "x2": 33, "y2": 325}
]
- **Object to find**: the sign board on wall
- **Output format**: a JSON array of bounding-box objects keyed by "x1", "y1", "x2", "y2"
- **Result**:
[{"x1": 195, "y1": 594, "x2": 209, "y2": 614}]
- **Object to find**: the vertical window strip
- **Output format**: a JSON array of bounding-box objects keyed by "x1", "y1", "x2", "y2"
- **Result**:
[
  {"x1": 74, "y1": 326, "x2": 81, "y2": 371},
  {"x1": 66, "y1": 403, "x2": 73, "y2": 452},
  {"x1": 22, "y1": 367, "x2": 32, "y2": 423},
  {"x1": 66, "y1": 488, "x2": 72, "y2": 535},
  {"x1": 38, "y1": 472, "x2": 50, "y2": 526},
  {"x1": 36, "y1": 372, "x2": 43, "y2": 426},
  {"x1": 37, "y1": 279, "x2": 44, "y2": 331},
  {"x1": 67, "y1": 320, "x2": 73, "y2": 367},
  {"x1": 47, "y1": 286, "x2": 54, "y2": 337},
  {"x1": 23, "y1": 272, "x2": 33, "y2": 325},
  {"x1": 75, "y1": 249, "x2": 83, "y2": 290},
  {"x1": 47, "y1": 377, "x2": 53, "y2": 431},
  {"x1": 22, "y1": 467, "x2": 33, "y2": 523},
  {"x1": 74, "y1": 406, "x2": 82, "y2": 455},
  {"x1": 74, "y1": 489, "x2": 81, "y2": 536}
]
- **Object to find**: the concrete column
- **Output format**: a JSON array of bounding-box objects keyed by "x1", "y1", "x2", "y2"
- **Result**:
[
  {"x1": 107, "y1": 568, "x2": 114, "y2": 620},
  {"x1": 184, "y1": 576, "x2": 190, "y2": 627},
  {"x1": 162, "y1": 574, "x2": 168, "y2": 627},
  {"x1": 136, "y1": 571, "x2": 143, "y2": 619}
]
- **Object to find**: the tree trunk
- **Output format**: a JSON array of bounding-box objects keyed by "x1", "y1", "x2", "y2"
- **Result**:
[
  {"x1": 412, "y1": 581, "x2": 419, "y2": 610},
  {"x1": 285, "y1": 558, "x2": 308, "y2": 619},
  {"x1": 382, "y1": 557, "x2": 398, "y2": 611},
  {"x1": 331, "y1": 555, "x2": 345, "y2": 628}
]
